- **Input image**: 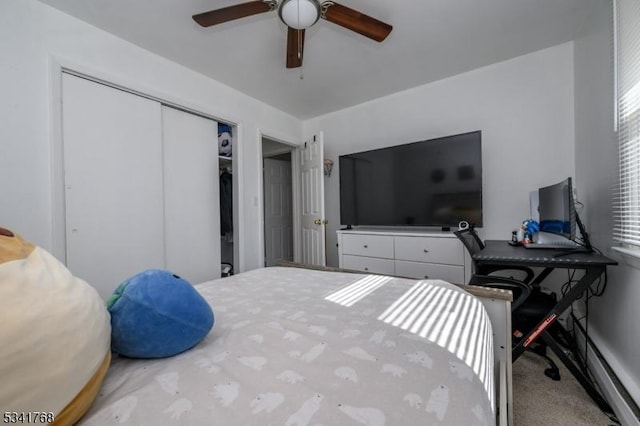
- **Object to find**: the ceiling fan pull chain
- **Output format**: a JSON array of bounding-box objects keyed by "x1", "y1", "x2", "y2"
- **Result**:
[
  {"x1": 297, "y1": 2, "x2": 303, "y2": 72},
  {"x1": 298, "y1": 14, "x2": 304, "y2": 80}
]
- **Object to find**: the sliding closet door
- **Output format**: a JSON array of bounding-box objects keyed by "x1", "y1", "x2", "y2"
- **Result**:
[
  {"x1": 162, "y1": 106, "x2": 221, "y2": 283},
  {"x1": 62, "y1": 74, "x2": 165, "y2": 300}
]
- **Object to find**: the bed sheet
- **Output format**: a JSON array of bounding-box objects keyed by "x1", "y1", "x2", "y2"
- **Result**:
[{"x1": 81, "y1": 267, "x2": 494, "y2": 425}]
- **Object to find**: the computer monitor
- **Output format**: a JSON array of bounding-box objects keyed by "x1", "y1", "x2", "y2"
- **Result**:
[{"x1": 537, "y1": 177, "x2": 576, "y2": 240}]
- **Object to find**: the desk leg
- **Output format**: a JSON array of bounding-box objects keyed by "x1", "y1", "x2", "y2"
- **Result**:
[
  {"x1": 513, "y1": 267, "x2": 604, "y2": 361},
  {"x1": 512, "y1": 267, "x2": 612, "y2": 413},
  {"x1": 541, "y1": 330, "x2": 613, "y2": 414}
]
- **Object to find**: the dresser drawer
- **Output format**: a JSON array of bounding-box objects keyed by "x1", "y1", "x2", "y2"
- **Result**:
[
  {"x1": 341, "y1": 234, "x2": 394, "y2": 259},
  {"x1": 395, "y1": 260, "x2": 465, "y2": 284},
  {"x1": 342, "y1": 255, "x2": 395, "y2": 275},
  {"x1": 394, "y1": 236, "x2": 463, "y2": 265}
]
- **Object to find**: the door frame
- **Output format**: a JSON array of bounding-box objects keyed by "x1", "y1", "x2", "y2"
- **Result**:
[{"x1": 258, "y1": 131, "x2": 302, "y2": 266}]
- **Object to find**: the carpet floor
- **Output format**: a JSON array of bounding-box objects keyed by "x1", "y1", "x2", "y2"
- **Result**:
[{"x1": 512, "y1": 351, "x2": 618, "y2": 425}]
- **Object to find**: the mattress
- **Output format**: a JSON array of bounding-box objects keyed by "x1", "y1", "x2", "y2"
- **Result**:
[{"x1": 81, "y1": 266, "x2": 494, "y2": 425}]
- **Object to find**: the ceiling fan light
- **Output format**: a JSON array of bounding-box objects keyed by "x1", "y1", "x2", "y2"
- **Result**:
[{"x1": 279, "y1": 0, "x2": 320, "y2": 30}]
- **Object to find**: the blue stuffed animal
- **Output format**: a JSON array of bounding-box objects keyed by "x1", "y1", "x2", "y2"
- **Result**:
[{"x1": 108, "y1": 269, "x2": 214, "y2": 358}]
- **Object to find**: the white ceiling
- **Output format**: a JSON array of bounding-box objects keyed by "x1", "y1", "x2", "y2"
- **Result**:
[{"x1": 39, "y1": 0, "x2": 594, "y2": 120}]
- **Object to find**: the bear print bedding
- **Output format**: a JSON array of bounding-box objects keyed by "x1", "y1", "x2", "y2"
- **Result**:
[{"x1": 81, "y1": 267, "x2": 495, "y2": 425}]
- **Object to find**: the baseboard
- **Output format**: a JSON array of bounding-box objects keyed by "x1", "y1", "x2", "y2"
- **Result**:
[{"x1": 571, "y1": 314, "x2": 640, "y2": 426}]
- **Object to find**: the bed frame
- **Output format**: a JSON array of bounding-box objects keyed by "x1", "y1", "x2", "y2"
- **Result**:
[{"x1": 276, "y1": 260, "x2": 513, "y2": 426}]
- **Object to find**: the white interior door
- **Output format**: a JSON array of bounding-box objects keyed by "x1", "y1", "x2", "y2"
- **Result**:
[
  {"x1": 62, "y1": 73, "x2": 165, "y2": 300},
  {"x1": 162, "y1": 106, "x2": 220, "y2": 283},
  {"x1": 264, "y1": 157, "x2": 293, "y2": 266},
  {"x1": 299, "y1": 133, "x2": 326, "y2": 266}
]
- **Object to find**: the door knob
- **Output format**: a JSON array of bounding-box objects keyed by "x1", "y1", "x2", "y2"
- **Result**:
[{"x1": 314, "y1": 219, "x2": 322, "y2": 225}]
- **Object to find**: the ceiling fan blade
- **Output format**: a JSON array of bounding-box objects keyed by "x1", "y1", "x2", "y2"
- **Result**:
[
  {"x1": 322, "y1": 2, "x2": 392, "y2": 42},
  {"x1": 286, "y1": 27, "x2": 305, "y2": 68},
  {"x1": 193, "y1": 1, "x2": 273, "y2": 27}
]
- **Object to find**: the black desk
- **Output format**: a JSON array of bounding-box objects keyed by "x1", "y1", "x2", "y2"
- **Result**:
[{"x1": 473, "y1": 240, "x2": 617, "y2": 413}]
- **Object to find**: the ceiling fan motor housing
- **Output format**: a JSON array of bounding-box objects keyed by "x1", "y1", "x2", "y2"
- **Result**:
[{"x1": 279, "y1": 0, "x2": 321, "y2": 29}]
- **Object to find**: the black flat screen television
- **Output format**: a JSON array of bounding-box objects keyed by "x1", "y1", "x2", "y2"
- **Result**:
[{"x1": 339, "y1": 131, "x2": 483, "y2": 228}]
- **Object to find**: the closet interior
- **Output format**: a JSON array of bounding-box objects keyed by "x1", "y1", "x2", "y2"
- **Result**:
[{"x1": 218, "y1": 123, "x2": 234, "y2": 277}]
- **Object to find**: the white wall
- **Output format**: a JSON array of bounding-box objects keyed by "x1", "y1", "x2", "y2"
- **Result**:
[
  {"x1": 0, "y1": 0, "x2": 302, "y2": 273},
  {"x1": 574, "y1": 0, "x2": 640, "y2": 406},
  {"x1": 304, "y1": 43, "x2": 576, "y2": 266}
]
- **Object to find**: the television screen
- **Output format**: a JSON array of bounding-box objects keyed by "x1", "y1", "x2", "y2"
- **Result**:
[{"x1": 339, "y1": 131, "x2": 482, "y2": 227}]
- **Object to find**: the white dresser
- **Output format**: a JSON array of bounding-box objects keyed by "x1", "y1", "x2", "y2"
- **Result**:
[{"x1": 336, "y1": 229, "x2": 471, "y2": 284}]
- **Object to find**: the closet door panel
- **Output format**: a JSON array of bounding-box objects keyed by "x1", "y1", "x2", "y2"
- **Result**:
[
  {"x1": 62, "y1": 74, "x2": 165, "y2": 300},
  {"x1": 162, "y1": 106, "x2": 221, "y2": 283}
]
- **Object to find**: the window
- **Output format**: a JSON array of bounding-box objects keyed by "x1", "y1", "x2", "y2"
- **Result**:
[{"x1": 613, "y1": 0, "x2": 640, "y2": 250}]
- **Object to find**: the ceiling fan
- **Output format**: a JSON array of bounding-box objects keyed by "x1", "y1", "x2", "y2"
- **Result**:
[{"x1": 193, "y1": 0, "x2": 392, "y2": 69}]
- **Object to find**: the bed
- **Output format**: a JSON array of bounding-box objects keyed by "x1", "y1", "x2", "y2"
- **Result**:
[{"x1": 78, "y1": 265, "x2": 507, "y2": 425}]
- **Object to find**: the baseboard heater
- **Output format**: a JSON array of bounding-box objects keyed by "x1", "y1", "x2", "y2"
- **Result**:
[{"x1": 570, "y1": 313, "x2": 640, "y2": 425}]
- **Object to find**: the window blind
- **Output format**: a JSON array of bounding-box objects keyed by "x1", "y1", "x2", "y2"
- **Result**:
[{"x1": 613, "y1": 0, "x2": 640, "y2": 248}]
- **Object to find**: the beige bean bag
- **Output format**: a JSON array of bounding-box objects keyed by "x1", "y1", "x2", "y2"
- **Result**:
[{"x1": 0, "y1": 227, "x2": 111, "y2": 425}]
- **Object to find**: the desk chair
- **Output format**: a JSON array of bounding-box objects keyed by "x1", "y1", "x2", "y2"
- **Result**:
[{"x1": 454, "y1": 228, "x2": 561, "y2": 380}]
